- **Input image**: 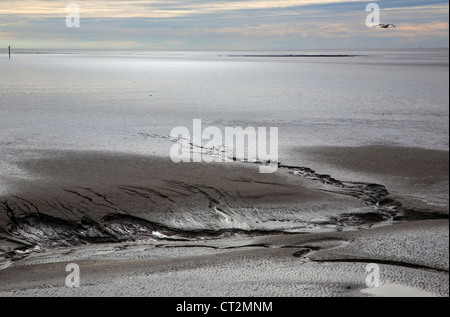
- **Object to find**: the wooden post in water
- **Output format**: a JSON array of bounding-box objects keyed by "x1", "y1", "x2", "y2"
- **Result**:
[{"x1": 8, "y1": 46, "x2": 11, "y2": 59}]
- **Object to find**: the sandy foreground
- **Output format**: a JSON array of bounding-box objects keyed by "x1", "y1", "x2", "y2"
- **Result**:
[
  {"x1": 0, "y1": 145, "x2": 448, "y2": 297},
  {"x1": 0, "y1": 219, "x2": 448, "y2": 297}
]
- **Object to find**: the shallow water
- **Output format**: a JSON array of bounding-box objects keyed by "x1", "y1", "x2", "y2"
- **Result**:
[{"x1": 0, "y1": 49, "x2": 448, "y2": 164}]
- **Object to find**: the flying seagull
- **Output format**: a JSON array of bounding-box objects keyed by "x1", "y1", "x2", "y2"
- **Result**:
[{"x1": 373, "y1": 24, "x2": 396, "y2": 28}]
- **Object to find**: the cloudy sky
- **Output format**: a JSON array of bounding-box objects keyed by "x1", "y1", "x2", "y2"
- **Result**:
[{"x1": 0, "y1": 0, "x2": 448, "y2": 50}]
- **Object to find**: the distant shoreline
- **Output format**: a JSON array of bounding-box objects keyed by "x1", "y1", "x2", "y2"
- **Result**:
[
  {"x1": 4, "y1": 51, "x2": 360, "y2": 57},
  {"x1": 228, "y1": 54, "x2": 360, "y2": 57}
]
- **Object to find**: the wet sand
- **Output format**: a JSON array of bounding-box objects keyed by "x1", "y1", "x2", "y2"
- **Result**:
[
  {"x1": 0, "y1": 220, "x2": 447, "y2": 297},
  {"x1": 301, "y1": 146, "x2": 449, "y2": 179},
  {"x1": 297, "y1": 145, "x2": 449, "y2": 213},
  {"x1": 0, "y1": 145, "x2": 448, "y2": 297},
  {"x1": 0, "y1": 149, "x2": 377, "y2": 248}
]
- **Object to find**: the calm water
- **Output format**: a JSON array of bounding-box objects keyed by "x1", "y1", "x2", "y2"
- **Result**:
[{"x1": 0, "y1": 49, "x2": 448, "y2": 192}]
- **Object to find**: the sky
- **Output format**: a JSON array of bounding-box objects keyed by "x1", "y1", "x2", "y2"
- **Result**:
[{"x1": 0, "y1": 0, "x2": 448, "y2": 50}]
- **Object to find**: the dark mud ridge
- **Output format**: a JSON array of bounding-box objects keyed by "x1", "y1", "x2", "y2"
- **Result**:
[
  {"x1": 0, "y1": 213, "x2": 287, "y2": 259},
  {"x1": 0, "y1": 161, "x2": 447, "y2": 259}
]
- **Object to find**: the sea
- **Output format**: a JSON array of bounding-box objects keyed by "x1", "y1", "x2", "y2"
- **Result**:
[{"x1": 1, "y1": 49, "x2": 448, "y2": 162}]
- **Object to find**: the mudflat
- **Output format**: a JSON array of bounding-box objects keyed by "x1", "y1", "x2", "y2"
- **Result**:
[{"x1": 0, "y1": 145, "x2": 448, "y2": 297}]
